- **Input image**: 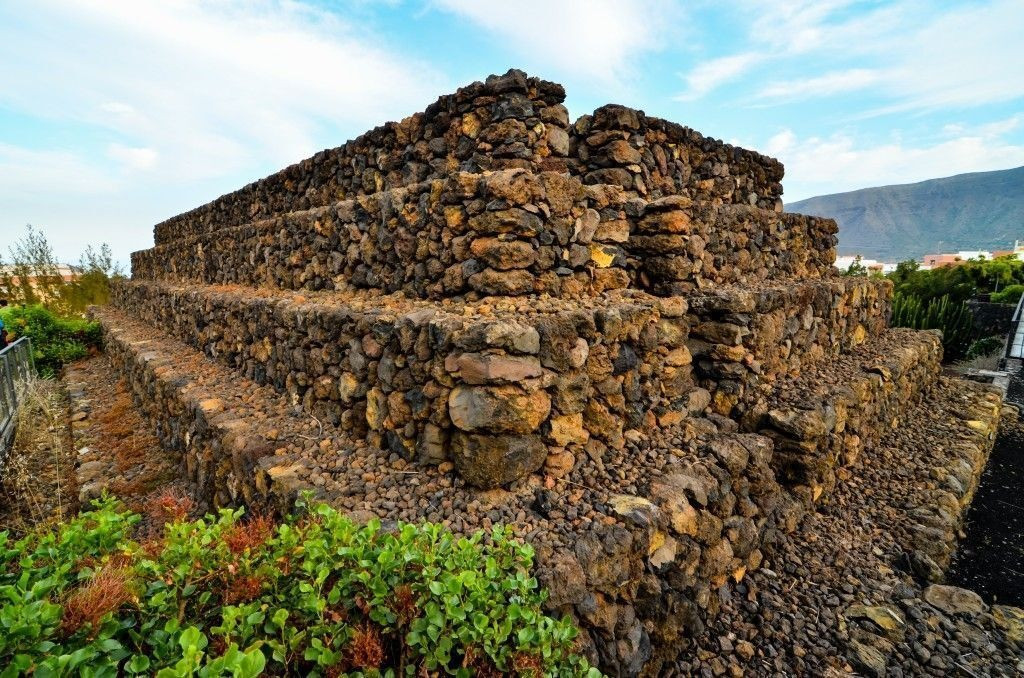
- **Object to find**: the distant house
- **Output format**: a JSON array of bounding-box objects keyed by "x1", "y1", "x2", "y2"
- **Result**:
[
  {"x1": 921, "y1": 250, "x2": 994, "y2": 269},
  {"x1": 0, "y1": 264, "x2": 77, "y2": 301}
]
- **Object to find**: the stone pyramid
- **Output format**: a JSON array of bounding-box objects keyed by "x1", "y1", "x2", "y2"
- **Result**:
[{"x1": 97, "y1": 70, "x2": 980, "y2": 674}]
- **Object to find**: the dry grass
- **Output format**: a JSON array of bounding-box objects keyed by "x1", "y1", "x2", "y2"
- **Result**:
[
  {"x1": 145, "y1": 488, "x2": 196, "y2": 526},
  {"x1": 0, "y1": 377, "x2": 75, "y2": 534},
  {"x1": 60, "y1": 563, "x2": 136, "y2": 637},
  {"x1": 94, "y1": 377, "x2": 180, "y2": 510},
  {"x1": 222, "y1": 574, "x2": 265, "y2": 605},
  {"x1": 222, "y1": 512, "x2": 275, "y2": 555}
]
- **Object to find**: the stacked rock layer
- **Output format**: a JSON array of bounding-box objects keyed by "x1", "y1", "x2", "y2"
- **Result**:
[{"x1": 103, "y1": 70, "x2": 966, "y2": 675}]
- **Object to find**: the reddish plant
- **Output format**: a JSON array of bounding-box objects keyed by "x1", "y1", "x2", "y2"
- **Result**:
[
  {"x1": 222, "y1": 574, "x2": 264, "y2": 605},
  {"x1": 463, "y1": 646, "x2": 502, "y2": 678},
  {"x1": 222, "y1": 513, "x2": 275, "y2": 555},
  {"x1": 97, "y1": 390, "x2": 138, "y2": 440},
  {"x1": 392, "y1": 584, "x2": 418, "y2": 626},
  {"x1": 60, "y1": 565, "x2": 135, "y2": 637},
  {"x1": 348, "y1": 624, "x2": 385, "y2": 670},
  {"x1": 139, "y1": 536, "x2": 165, "y2": 559},
  {"x1": 511, "y1": 651, "x2": 544, "y2": 678},
  {"x1": 147, "y1": 488, "x2": 196, "y2": 525}
]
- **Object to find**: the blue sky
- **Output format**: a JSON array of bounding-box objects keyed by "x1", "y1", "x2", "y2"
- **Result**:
[{"x1": 2, "y1": 0, "x2": 1023, "y2": 266}]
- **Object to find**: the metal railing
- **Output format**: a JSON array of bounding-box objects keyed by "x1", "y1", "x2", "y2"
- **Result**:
[
  {"x1": 1, "y1": 337, "x2": 35, "y2": 459},
  {"x1": 1005, "y1": 293, "x2": 1024, "y2": 361}
]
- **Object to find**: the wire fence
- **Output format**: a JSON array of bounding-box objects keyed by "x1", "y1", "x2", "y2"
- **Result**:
[{"x1": 1, "y1": 337, "x2": 35, "y2": 462}]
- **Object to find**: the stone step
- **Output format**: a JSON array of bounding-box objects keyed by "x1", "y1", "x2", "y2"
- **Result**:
[
  {"x1": 684, "y1": 377, "x2": 1012, "y2": 676},
  {"x1": 686, "y1": 276, "x2": 892, "y2": 416},
  {"x1": 94, "y1": 303, "x2": 801, "y2": 675},
  {"x1": 105, "y1": 285, "x2": 699, "y2": 489},
  {"x1": 743, "y1": 327, "x2": 944, "y2": 503},
  {"x1": 136, "y1": 170, "x2": 637, "y2": 300},
  {"x1": 134, "y1": 167, "x2": 835, "y2": 301},
  {"x1": 111, "y1": 276, "x2": 891, "y2": 478},
  {"x1": 879, "y1": 377, "x2": 1003, "y2": 574}
]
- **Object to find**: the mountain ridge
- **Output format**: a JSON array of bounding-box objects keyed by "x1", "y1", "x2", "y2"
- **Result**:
[{"x1": 787, "y1": 165, "x2": 1024, "y2": 261}]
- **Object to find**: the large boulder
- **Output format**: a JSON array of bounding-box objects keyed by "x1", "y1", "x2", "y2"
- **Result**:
[
  {"x1": 448, "y1": 384, "x2": 551, "y2": 433},
  {"x1": 451, "y1": 432, "x2": 547, "y2": 488}
]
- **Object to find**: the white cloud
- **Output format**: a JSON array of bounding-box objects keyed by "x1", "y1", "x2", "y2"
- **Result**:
[
  {"x1": 939, "y1": 115, "x2": 1024, "y2": 141},
  {"x1": 108, "y1": 144, "x2": 159, "y2": 170},
  {"x1": 0, "y1": 1, "x2": 446, "y2": 180},
  {"x1": 679, "y1": 0, "x2": 1024, "y2": 111},
  {"x1": 676, "y1": 52, "x2": 762, "y2": 101},
  {"x1": 431, "y1": 0, "x2": 676, "y2": 86},
  {"x1": 979, "y1": 115, "x2": 1024, "y2": 138},
  {"x1": 748, "y1": 0, "x2": 896, "y2": 56},
  {"x1": 770, "y1": 127, "x2": 1024, "y2": 202},
  {"x1": 756, "y1": 68, "x2": 879, "y2": 101},
  {"x1": 876, "y1": 0, "x2": 1024, "y2": 112},
  {"x1": 100, "y1": 102, "x2": 136, "y2": 116},
  {"x1": 0, "y1": 144, "x2": 117, "y2": 196},
  {"x1": 0, "y1": 0, "x2": 447, "y2": 264}
]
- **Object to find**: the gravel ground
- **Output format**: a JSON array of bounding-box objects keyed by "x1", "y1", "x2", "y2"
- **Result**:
[
  {"x1": 676, "y1": 377, "x2": 1024, "y2": 677},
  {"x1": 65, "y1": 355, "x2": 189, "y2": 520}
]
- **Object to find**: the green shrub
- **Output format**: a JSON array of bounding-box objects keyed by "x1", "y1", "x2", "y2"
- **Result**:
[
  {"x1": 0, "y1": 304, "x2": 101, "y2": 377},
  {"x1": 966, "y1": 335, "x2": 1004, "y2": 360},
  {"x1": 887, "y1": 256, "x2": 1024, "y2": 307},
  {"x1": 990, "y1": 284, "x2": 1024, "y2": 305},
  {"x1": 891, "y1": 292, "x2": 974, "y2": 361},
  {"x1": 0, "y1": 496, "x2": 600, "y2": 677}
]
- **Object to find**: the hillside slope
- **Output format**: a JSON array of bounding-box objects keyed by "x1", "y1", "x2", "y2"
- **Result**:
[{"x1": 788, "y1": 166, "x2": 1024, "y2": 261}]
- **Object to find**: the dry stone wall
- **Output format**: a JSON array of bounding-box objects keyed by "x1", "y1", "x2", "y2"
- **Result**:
[
  {"x1": 686, "y1": 277, "x2": 892, "y2": 416},
  {"x1": 100, "y1": 321, "x2": 268, "y2": 509},
  {"x1": 624, "y1": 199, "x2": 836, "y2": 295},
  {"x1": 112, "y1": 281, "x2": 701, "y2": 488},
  {"x1": 134, "y1": 172, "x2": 835, "y2": 300},
  {"x1": 154, "y1": 70, "x2": 571, "y2": 246},
  {"x1": 136, "y1": 170, "x2": 634, "y2": 299},
  {"x1": 570, "y1": 104, "x2": 784, "y2": 209}
]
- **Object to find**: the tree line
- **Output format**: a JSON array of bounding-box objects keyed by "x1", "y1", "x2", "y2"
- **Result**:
[
  {"x1": 0, "y1": 225, "x2": 118, "y2": 375},
  {"x1": 843, "y1": 255, "x2": 1024, "y2": 362},
  {"x1": 1, "y1": 224, "x2": 124, "y2": 315}
]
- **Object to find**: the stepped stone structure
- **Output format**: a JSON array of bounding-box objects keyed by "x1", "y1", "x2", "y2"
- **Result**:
[{"x1": 100, "y1": 70, "x2": 979, "y2": 674}]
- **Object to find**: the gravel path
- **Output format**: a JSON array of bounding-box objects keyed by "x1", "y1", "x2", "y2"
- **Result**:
[
  {"x1": 948, "y1": 415, "x2": 1024, "y2": 607},
  {"x1": 65, "y1": 355, "x2": 188, "y2": 518}
]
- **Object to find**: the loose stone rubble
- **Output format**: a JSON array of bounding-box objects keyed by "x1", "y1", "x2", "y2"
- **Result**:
[{"x1": 94, "y1": 70, "x2": 1021, "y2": 674}]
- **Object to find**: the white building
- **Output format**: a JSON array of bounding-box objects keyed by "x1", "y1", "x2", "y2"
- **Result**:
[{"x1": 835, "y1": 255, "x2": 898, "y2": 274}]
